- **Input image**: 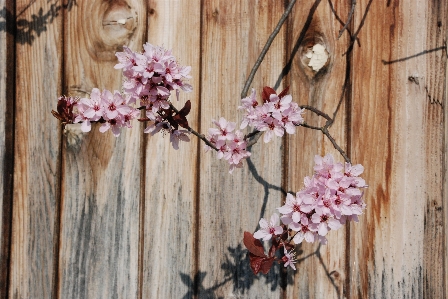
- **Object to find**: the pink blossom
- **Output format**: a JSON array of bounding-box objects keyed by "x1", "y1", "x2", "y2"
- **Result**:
[
  {"x1": 282, "y1": 247, "x2": 297, "y2": 270},
  {"x1": 170, "y1": 129, "x2": 190, "y2": 150},
  {"x1": 209, "y1": 117, "x2": 236, "y2": 141},
  {"x1": 253, "y1": 213, "x2": 283, "y2": 241}
]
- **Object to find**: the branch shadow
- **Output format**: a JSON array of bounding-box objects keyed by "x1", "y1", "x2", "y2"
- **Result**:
[
  {"x1": 382, "y1": 46, "x2": 446, "y2": 64},
  {"x1": 0, "y1": 0, "x2": 77, "y2": 45}
]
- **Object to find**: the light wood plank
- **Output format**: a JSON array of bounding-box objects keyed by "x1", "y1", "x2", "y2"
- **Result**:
[
  {"x1": 141, "y1": 1, "x2": 201, "y2": 298},
  {"x1": 9, "y1": 0, "x2": 63, "y2": 298},
  {"x1": 349, "y1": 0, "x2": 446, "y2": 297},
  {"x1": 198, "y1": 1, "x2": 286, "y2": 298},
  {"x1": 284, "y1": 0, "x2": 351, "y2": 298},
  {"x1": 0, "y1": 0, "x2": 15, "y2": 298},
  {"x1": 58, "y1": 1, "x2": 146, "y2": 298}
]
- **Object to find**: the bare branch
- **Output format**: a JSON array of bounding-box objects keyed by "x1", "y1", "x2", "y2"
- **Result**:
[
  {"x1": 240, "y1": 0, "x2": 297, "y2": 98},
  {"x1": 337, "y1": 0, "x2": 356, "y2": 39}
]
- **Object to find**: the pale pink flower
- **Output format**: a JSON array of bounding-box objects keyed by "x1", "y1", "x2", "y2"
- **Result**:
[
  {"x1": 282, "y1": 247, "x2": 297, "y2": 270},
  {"x1": 278, "y1": 193, "x2": 313, "y2": 226},
  {"x1": 292, "y1": 223, "x2": 317, "y2": 244},
  {"x1": 170, "y1": 129, "x2": 190, "y2": 150},
  {"x1": 253, "y1": 213, "x2": 283, "y2": 241},
  {"x1": 209, "y1": 117, "x2": 236, "y2": 141}
]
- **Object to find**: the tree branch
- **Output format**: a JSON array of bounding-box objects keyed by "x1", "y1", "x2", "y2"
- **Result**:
[
  {"x1": 240, "y1": 0, "x2": 297, "y2": 98},
  {"x1": 337, "y1": 0, "x2": 356, "y2": 39}
]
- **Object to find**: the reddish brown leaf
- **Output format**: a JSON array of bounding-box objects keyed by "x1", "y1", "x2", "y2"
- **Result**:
[
  {"x1": 260, "y1": 257, "x2": 275, "y2": 274},
  {"x1": 262, "y1": 86, "x2": 276, "y2": 103},
  {"x1": 248, "y1": 254, "x2": 264, "y2": 274},
  {"x1": 243, "y1": 231, "x2": 266, "y2": 257},
  {"x1": 178, "y1": 100, "x2": 191, "y2": 117},
  {"x1": 268, "y1": 237, "x2": 281, "y2": 258},
  {"x1": 278, "y1": 86, "x2": 290, "y2": 98}
]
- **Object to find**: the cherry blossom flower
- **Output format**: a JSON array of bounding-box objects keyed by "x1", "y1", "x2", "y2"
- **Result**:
[
  {"x1": 282, "y1": 247, "x2": 297, "y2": 270},
  {"x1": 253, "y1": 213, "x2": 283, "y2": 241},
  {"x1": 170, "y1": 130, "x2": 190, "y2": 150}
]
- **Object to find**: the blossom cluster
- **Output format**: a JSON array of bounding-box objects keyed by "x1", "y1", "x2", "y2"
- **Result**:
[
  {"x1": 246, "y1": 153, "x2": 367, "y2": 272},
  {"x1": 206, "y1": 87, "x2": 305, "y2": 173},
  {"x1": 239, "y1": 87, "x2": 305, "y2": 143},
  {"x1": 204, "y1": 118, "x2": 251, "y2": 173},
  {"x1": 52, "y1": 43, "x2": 193, "y2": 146}
]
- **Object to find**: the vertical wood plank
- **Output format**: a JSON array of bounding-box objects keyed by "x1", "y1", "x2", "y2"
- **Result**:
[
  {"x1": 349, "y1": 0, "x2": 447, "y2": 297},
  {"x1": 141, "y1": 1, "x2": 201, "y2": 298},
  {"x1": 284, "y1": 0, "x2": 351, "y2": 298},
  {"x1": 0, "y1": 0, "x2": 15, "y2": 298},
  {"x1": 58, "y1": 1, "x2": 146, "y2": 298},
  {"x1": 198, "y1": 1, "x2": 286, "y2": 298},
  {"x1": 9, "y1": 0, "x2": 62, "y2": 298}
]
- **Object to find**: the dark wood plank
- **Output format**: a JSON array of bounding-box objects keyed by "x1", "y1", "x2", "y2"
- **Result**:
[
  {"x1": 58, "y1": 0, "x2": 146, "y2": 297},
  {"x1": 0, "y1": 0, "x2": 15, "y2": 298},
  {"x1": 198, "y1": 1, "x2": 286, "y2": 297},
  {"x1": 349, "y1": 0, "x2": 447, "y2": 297},
  {"x1": 284, "y1": 0, "x2": 351, "y2": 298},
  {"x1": 141, "y1": 1, "x2": 201, "y2": 298},
  {"x1": 9, "y1": 0, "x2": 63, "y2": 297}
]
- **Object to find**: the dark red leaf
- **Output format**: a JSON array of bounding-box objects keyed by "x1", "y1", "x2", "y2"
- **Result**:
[
  {"x1": 248, "y1": 254, "x2": 275, "y2": 275},
  {"x1": 260, "y1": 257, "x2": 275, "y2": 274},
  {"x1": 278, "y1": 86, "x2": 290, "y2": 98},
  {"x1": 171, "y1": 100, "x2": 191, "y2": 129},
  {"x1": 248, "y1": 254, "x2": 264, "y2": 275},
  {"x1": 268, "y1": 237, "x2": 281, "y2": 257},
  {"x1": 172, "y1": 114, "x2": 189, "y2": 129},
  {"x1": 243, "y1": 231, "x2": 266, "y2": 257},
  {"x1": 178, "y1": 100, "x2": 191, "y2": 117},
  {"x1": 262, "y1": 86, "x2": 277, "y2": 103}
]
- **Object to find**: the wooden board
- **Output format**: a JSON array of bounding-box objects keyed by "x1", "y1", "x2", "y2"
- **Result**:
[
  {"x1": 9, "y1": 0, "x2": 63, "y2": 298},
  {"x1": 198, "y1": 1, "x2": 287, "y2": 297},
  {"x1": 284, "y1": 0, "x2": 351, "y2": 298},
  {"x1": 141, "y1": 1, "x2": 201, "y2": 298},
  {"x1": 57, "y1": 0, "x2": 145, "y2": 298},
  {"x1": 349, "y1": 0, "x2": 447, "y2": 297},
  {"x1": 0, "y1": 0, "x2": 14, "y2": 298}
]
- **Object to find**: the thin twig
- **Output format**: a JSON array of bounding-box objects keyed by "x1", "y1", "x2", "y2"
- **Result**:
[
  {"x1": 245, "y1": 131, "x2": 263, "y2": 148},
  {"x1": 337, "y1": 0, "x2": 356, "y2": 39},
  {"x1": 240, "y1": 0, "x2": 298, "y2": 98},
  {"x1": 321, "y1": 127, "x2": 351, "y2": 163},
  {"x1": 169, "y1": 103, "x2": 218, "y2": 151},
  {"x1": 300, "y1": 105, "x2": 332, "y2": 121}
]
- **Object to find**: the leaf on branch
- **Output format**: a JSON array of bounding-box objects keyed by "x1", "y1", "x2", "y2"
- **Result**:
[
  {"x1": 243, "y1": 231, "x2": 266, "y2": 257},
  {"x1": 278, "y1": 86, "x2": 290, "y2": 98},
  {"x1": 262, "y1": 86, "x2": 276, "y2": 103},
  {"x1": 243, "y1": 231, "x2": 275, "y2": 275},
  {"x1": 268, "y1": 237, "x2": 281, "y2": 258},
  {"x1": 173, "y1": 100, "x2": 191, "y2": 129}
]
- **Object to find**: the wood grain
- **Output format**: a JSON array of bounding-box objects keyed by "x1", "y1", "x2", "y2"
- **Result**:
[
  {"x1": 349, "y1": 0, "x2": 447, "y2": 297},
  {"x1": 140, "y1": 1, "x2": 201, "y2": 298},
  {"x1": 57, "y1": 0, "x2": 145, "y2": 298},
  {"x1": 0, "y1": 0, "x2": 15, "y2": 298},
  {"x1": 284, "y1": 0, "x2": 351, "y2": 298},
  {"x1": 9, "y1": 0, "x2": 63, "y2": 298},
  {"x1": 198, "y1": 1, "x2": 286, "y2": 298}
]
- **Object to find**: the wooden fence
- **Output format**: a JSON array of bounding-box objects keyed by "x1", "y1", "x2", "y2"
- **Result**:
[{"x1": 1, "y1": 0, "x2": 447, "y2": 298}]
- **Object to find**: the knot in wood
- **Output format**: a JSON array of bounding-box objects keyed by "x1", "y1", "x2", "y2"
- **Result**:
[
  {"x1": 87, "y1": 0, "x2": 137, "y2": 61},
  {"x1": 298, "y1": 34, "x2": 331, "y2": 80}
]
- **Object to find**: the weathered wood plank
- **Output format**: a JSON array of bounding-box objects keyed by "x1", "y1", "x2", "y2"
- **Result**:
[
  {"x1": 140, "y1": 1, "x2": 201, "y2": 298},
  {"x1": 349, "y1": 0, "x2": 446, "y2": 298},
  {"x1": 198, "y1": 1, "x2": 286, "y2": 298},
  {"x1": 58, "y1": 1, "x2": 145, "y2": 298},
  {"x1": 9, "y1": 0, "x2": 63, "y2": 298},
  {"x1": 284, "y1": 0, "x2": 351, "y2": 298},
  {"x1": 0, "y1": 0, "x2": 15, "y2": 298}
]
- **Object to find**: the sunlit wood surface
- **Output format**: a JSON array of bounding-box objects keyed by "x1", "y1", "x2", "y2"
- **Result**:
[{"x1": 1, "y1": 0, "x2": 447, "y2": 298}]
